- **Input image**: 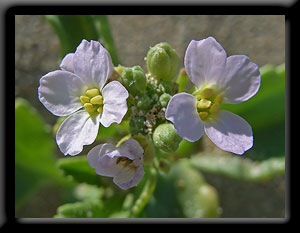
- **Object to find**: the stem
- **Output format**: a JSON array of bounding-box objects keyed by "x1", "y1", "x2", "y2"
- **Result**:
[
  {"x1": 129, "y1": 167, "x2": 157, "y2": 217},
  {"x1": 93, "y1": 15, "x2": 120, "y2": 66}
]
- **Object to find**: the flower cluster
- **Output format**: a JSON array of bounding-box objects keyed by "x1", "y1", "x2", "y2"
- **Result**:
[{"x1": 38, "y1": 37, "x2": 260, "y2": 189}]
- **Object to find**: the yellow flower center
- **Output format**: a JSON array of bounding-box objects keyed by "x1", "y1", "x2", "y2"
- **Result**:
[
  {"x1": 80, "y1": 88, "x2": 103, "y2": 115},
  {"x1": 116, "y1": 157, "x2": 138, "y2": 170},
  {"x1": 194, "y1": 87, "x2": 223, "y2": 121}
]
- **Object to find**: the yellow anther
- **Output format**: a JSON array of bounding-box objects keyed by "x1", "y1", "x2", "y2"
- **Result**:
[
  {"x1": 214, "y1": 94, "x2": 223, "y2": 104},
  {"x1": 199, "y1": 112, "x2": 209, "y2": 121},
  {"x1": 200, "y1": 88, "x2": 214, "y2": 99},
  {"x1": 80, "y1": 95, "x2": 90, "y2": 104},
  {"x1": 84, "y1": 103, "x2": 95, "y2": 113},
  {"x1": 86, "y1": 88, "x2": 100, "y2": 98},
  {"x1": 97, "y1": 106, "x2": 103, "y2": 113},
  {"x1": 90, "y1": 95, "x2": 103, "y2": 105},
  {"x1": 197, "y1": 99, "x2": 211, "y2": 109},
  {"x1": 209, "y1": 102, "x2": 220, "y2": 114}
]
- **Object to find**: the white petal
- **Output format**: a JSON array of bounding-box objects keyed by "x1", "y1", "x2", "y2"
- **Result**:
[
  {"x1": 165, "y1": 92, "x2": 204, "y2": 142},
  {"x1": 73, "y1": 39, "x2": 113, "y2": 89},
  {"x1": 56, "y1": 110, "x2": 100, "y2": 156},
  {"x1": 119, "y1": 139, "x2": 144, "y2": 163},
  {"x1": 38, "y1": 70, "x2": 83, "y2": 116},
  {"x1": 113, "y1": 165, "x2": 144, "y2": 190},
  {"x1": 59, "y1": 53, "x2": 75, "y2": 73},
  {"x1": 222, "y1": 55, "x2": 261, "y2": 104},
  {"x1": 87, "y1": 143, "x2": 124, "y2": 177},
  {"x1": 100, "y1": 81, "x2": 129, "y2": 127},
  {"x1": 184, "y1": 37, "x2": 227, "y2": 88},
  {"x1": 204, "y1": 110, "x2": 253, "y2": 155}
]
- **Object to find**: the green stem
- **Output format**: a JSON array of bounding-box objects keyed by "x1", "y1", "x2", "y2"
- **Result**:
[
  {"x1": 93, "y1": 15, "x2": 120, "y2": 66},
  {"x1": 129, "y1": 167, "x2": 157, "y2": 217}
]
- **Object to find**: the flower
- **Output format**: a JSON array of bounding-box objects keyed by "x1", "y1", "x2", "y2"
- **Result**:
[
  {"x1": 38, "y1": 39, "x2": 129, "y2": 156},
  {"x1": 87, "y1": 139, "x2": 144, "y2": 190},
  {"x1": 165, "y1": 37, "x2": 261, "y2": 154}
]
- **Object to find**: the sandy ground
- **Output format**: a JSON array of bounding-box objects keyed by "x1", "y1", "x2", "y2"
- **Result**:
[{"x1": 15, "y1": 15, "x2": 285, "y2": 218}]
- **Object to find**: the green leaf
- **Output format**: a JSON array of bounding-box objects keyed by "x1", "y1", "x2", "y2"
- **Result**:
[
  {"x1": 56, "y1": 155, "x2": 101, "y2": 185},
  {"x1": 15, "y1": 98, "x2": 63, "y2": 209},
  {"x1": 54, "y1": 200, "x2": 104, "y2": 218},
  {"x1": 144, "y1": 160, "x2": 220, "y2": 218},
  {"x1": 43, "y1": 15, "x2": 120, "y2": 66}
]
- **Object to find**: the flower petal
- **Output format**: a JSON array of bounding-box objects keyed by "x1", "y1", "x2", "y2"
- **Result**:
[
  {"x1": 73, "y1": 39, "x2": 113, "y2": 90},
  {"x1": 113, "y1": 165, "x2": 144, "y2": 190},
  {"x1": 87, "y1": 143, "x2": 124, "y2": 177},
  {"x1": 165, "y1": 92, "x2": 204, "y2": 142},
  {"x1": 100, "y1": 81, "x2": 129, "y2": 127},
  {"x1": 59, "y1": 53, "x2": 74, "y2": 73},
  {"x1": 184, "y1": 37, "x2": 227, "y2": 88},
  {"x1": 222, "y1": 55, "x2": 261, "y2": 104},
  {"x1": 56, "y1": 110, "x2": 100, "y2": 156},
  {"x1": 38, "y1": 70, "x2": 83, "y2": 116},
  {"x1": 204, "y1": 110, "x2": 253, "y2": 155}
]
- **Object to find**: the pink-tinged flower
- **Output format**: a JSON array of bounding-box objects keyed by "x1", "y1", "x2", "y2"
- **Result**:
[
  {"x1": 87, "y1": 139, "x2": 144, "y2": 190},
  {"x1": 166, "y1": 37, "x2": 261, "y2": 155},
  {"x1": 38, "y1": 39, "x2": 129, "y2": 156}
]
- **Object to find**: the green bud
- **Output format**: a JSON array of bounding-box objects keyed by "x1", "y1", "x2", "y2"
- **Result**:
[
  {"x1": 159, "y1": 93, "x2": 172, "y2": 108},
  {"x1": 152, "y1": 123, "x2": 182, "y2": 152},
  {"x1": 129, "y1": 116, "x2": 146, "y2": 135},
  {"x1": 121, "y1": 66, "x2": 147, "y2": 96},
  {"x1": 158, "y1": 80, "x2": 172, "y2": 95},
  {"x1": 133, "y1": 135, "x2": 155, "y2": 165},
  {"x1": 137, "y1": 94, "x2": 152, "y2": 111},
  {"x1": 146, "y1": 42, "x2": 180, "y2": 83}
]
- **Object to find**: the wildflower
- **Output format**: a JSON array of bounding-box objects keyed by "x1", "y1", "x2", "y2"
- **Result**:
[
  {"x1": 87, "y1": 139, "x2": 144, "y2": 190},
  {"x1": 38, "y1": 39, "x2": 129, "y2": 156},
  {"x1": 166, "y1": 37, "x2": 261, "y2": 154}
]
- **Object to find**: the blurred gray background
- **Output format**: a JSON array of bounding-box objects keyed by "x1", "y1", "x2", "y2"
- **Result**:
[{"x1": 15, "y1": 15, "x2": 285, "y2": 218}]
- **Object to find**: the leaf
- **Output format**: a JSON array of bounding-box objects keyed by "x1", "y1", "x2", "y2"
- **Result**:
[
  {"x1": 54, "y1": 200, "x2": 104, "y2": 218},
  {"x1": 144, "y1": 160, "x2": 220, "y2": 218},
  {"x1": 56, "y1": 155, "x2": 101, "y2": 186},
  {"x1": 15, "y1": 98, "x2": 63, "y2": 209}
]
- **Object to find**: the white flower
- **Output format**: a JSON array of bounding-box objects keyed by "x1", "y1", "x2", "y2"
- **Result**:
[
  {"x1": 166, "y1": 37, "x2": 261, "y2": 155},
  {"x1": 38, "y1": 39, "x2": 129, "y2": 156},
  {"x1": 87, "y1": 139, "x2": 144, "y2": 190}
]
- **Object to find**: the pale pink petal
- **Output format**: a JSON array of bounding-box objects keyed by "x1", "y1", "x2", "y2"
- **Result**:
[
  {"x1": 184, "y1": 37, "x2": 227, "y2": 88},
  {"x1": 59, "y1": 53, "x2": 74, "y2": 73},
  {"x1": 73, "y1": 39, "x2": 113, "y2": 89},
  {"x1": 165, "y1": 92, "x2": 204, "y2": 142},
  {"x1": 100, "y1": 81, "x2": 129, "y2": 127},
  {"x1": 38, "y1": 70, "x2": 83, "y2": 116},
  {"x1": 222, "y1": 55, "x2": 261, "y2": 104},
  {"x1": 204, "y1": 110, "x2": 253, "y2": 154},
  {"x1": 56, "y1": 110, "x2": 100, "y2": 156}
]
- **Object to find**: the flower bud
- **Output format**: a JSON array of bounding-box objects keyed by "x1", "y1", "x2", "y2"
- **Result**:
[
  {"x1": 121, "y1": 66, "x2": 147, "y2": 96},
  {"x1": 136, "y1": 94, "x2": 153, "y2": 111},
  {"x1": 129, "y1": 116, "x2": 146, "y2": 135},
  {"x1": 146, "y1": 42, "x2": 180, "y2": 83},
  {"x1": 152, "y1": 123, "x2": 182, "y2": 152},
  {"x1": 159, "y1": 93, "x2": 172, "y2": 108}
]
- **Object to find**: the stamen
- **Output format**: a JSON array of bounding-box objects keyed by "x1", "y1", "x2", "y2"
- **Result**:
[
  {"x1": 86, "y1": 88, "x2": 100, "y2": 98},
  {"x1": 84, "y1": 103, "x2": 95, "y2": 113},
  {"x1": 197, "y1": 99, "x2": 211, "y2": 109},
  {"x1": 209, "y1": 102, "x2": 220, "y2": 114},
  {"x1": 80, "y1": 96, "x2": 90, "y2": 104},
  {"x1": 97, "y1": 106, "x2": 103, "y2": 113},
  {"x1": 90, "y1": 95, "x2": 103, "y2": 105},
  {"x1": 200, "y1": 88, "x2": 214, "y2": 99},
  {"x1": 214, "y1": 94, "x2": 223, "y2": 104},
  {"x1": 199, "y1": 112, "x2": 209, "y2": 121}
]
